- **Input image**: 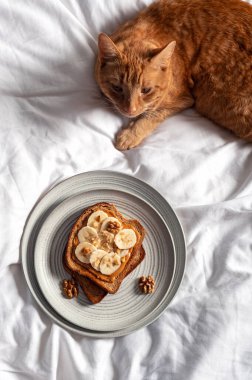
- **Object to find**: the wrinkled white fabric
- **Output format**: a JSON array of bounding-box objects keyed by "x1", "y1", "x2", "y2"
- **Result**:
[{"x1": 0, "y1": 0, "x2": 252, "y2": 379}]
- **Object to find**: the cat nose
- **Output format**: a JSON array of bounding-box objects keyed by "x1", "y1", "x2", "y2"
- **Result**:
[{"x1": 125, "y1": 105, "x2": 137, "y2": 115}]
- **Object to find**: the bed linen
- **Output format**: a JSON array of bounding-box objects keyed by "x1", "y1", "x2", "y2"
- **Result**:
[{"x1": 0, "y1": 0, "x2": 252, "y2": 379}]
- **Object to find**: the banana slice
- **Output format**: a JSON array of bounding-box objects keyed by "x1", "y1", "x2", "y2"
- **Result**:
[
  {"x1": 119, "y1": 249, "x2": 129, "y2": 258},
  {"x1": 100, "y1": 217, "x2": 121, "y2": 233},
  {"x1": 87, "y1": 210, "x2": 108, "y2": 230},
  {"x1": 89, "y1": 249, "x2": 108, "y2": 271},
  {"x1": 99, "y1": 252, "x2": 121, "y2": 275},
  {"x1": 114, "y1": 229, "x2": 137, "y2": 249},
  {"x1": 75, "y1": 242, "x2": 96, "y2": 264},
  {"x1": 77, "y1": 226, "x2": 99, "y2": 246}
]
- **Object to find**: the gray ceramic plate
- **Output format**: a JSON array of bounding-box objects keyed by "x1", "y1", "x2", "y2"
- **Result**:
[{"x1": 21, "y1": 171, "x2": 186, "y2": 337}]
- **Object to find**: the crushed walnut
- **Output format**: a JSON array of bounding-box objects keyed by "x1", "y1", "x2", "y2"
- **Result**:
[
  {"x1": 92, "y1": 215, "x2": 102, "y2": 228},
  {"x1": 89, "y1": 236, "x2": 100, "y2": 246},
  {"x1": 62, "y1": 279, "x2": 79, "y2": 299},
  {"x1": 138, "y1": 275, "x2": 155, "y2": 294},
  {"x1": 106, "y1": 220, "x2": 121, "y2": 234},
  {"x1": 81, "y1": 247, "x2": 92, "y2": 255},
  {"x1": 100, "y1": 230, "x2": 114, "y2": 251}
]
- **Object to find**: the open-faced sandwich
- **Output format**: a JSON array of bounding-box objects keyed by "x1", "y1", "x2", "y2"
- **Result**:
[{"x1": 63, "y1": 202, "x2": 145, "y2": 303}]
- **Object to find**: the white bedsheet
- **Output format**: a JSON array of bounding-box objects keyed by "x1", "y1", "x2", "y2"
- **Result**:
[{"x1": 1, "y1": 0, "x2": 252, "y2": 379}]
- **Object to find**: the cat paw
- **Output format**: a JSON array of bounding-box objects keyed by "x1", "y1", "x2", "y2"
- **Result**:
[{"x1": 115, "y1": 128, "x2": 141, "y2": 150}]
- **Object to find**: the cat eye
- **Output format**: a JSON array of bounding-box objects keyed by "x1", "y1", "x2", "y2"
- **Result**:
[
  {"x1": 111, "y1": 84, "x2": 123, "y2": 93},
  {"x1": 141, "y1": 87, "x2": 152, "y2": 94}
]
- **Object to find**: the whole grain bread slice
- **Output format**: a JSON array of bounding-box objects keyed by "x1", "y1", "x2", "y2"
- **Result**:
[
  {"x1": 63, "y1": 258, "x2": 108, "y2": 303},
  {"x1": 77, "y1": 245, "x2": 145, "y2": 303},
  {"x1": 64, "y1": 202, "x2": 145, "y2": 294}
]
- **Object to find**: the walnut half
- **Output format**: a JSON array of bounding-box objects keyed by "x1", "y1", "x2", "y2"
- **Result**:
[
  {"x1": 62, "y1": 279, "x2": 79, "y2": 299},
  {"x1": 106, "y1": 220, "x2": 121, "y2": 234},
  {"x1": 138, "y1": 275, "x2": 155, "y2": 294}
]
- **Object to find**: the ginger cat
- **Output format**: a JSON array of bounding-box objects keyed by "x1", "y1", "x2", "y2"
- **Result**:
[{"x1": 95, "y1": 0, "x2": 252, "y2": 150}]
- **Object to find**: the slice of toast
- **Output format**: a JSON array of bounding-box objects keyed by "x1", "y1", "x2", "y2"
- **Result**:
[
  {"x1": 76, "y1": 245, "x2": 145, "y2": 304},
  {"x1": 63, "y1": 257, "x2": 108, "y2": 303},
  {"x1": 78, "y1": 276, "x2": 107, "y2": 304},
  {"x1": 64, "y1": 202, "x2": 145, "y2": 294}
]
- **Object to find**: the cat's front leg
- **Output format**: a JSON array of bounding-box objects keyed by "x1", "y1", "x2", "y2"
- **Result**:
[
  {"x1": 115, "y1": 96, "x2": 194, "y2": 150},
  {"x1": 115, "y1": 117, "x2": 159, "y2": 150}
]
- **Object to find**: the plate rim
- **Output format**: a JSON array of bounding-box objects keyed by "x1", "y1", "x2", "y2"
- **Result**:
[{"x1": 20, "y1": 170, "x2": 186, "y2": 338}]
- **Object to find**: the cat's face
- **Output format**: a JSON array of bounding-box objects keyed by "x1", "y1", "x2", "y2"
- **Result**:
[{"x1": 96, "y1": 34, "x2": 176, "y2": 118}]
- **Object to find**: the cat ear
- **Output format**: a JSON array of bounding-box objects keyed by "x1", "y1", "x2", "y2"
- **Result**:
[
  {"x1": 150, "y1": 41, "x2": 176, "y2": 69},
  {"x1": 98, "y1": 33, "x2": 121, "y2": 62}
]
